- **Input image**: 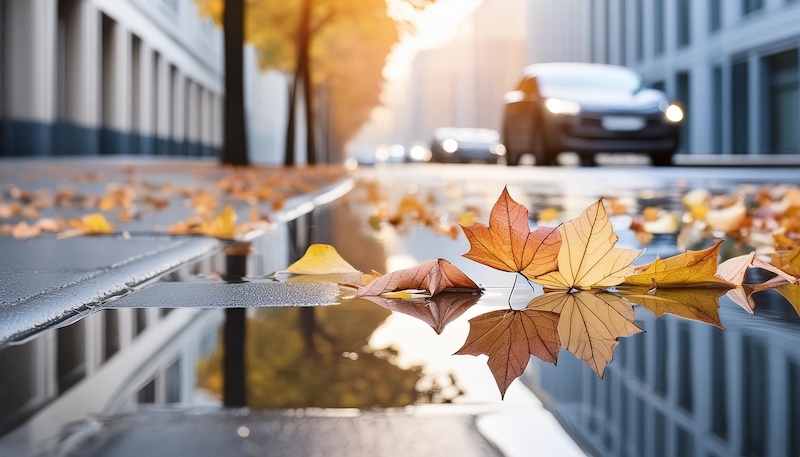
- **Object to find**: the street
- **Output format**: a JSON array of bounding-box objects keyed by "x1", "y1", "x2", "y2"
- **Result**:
[{"x1": 2, "y1": 159, "x2": 800, "y2": 457}]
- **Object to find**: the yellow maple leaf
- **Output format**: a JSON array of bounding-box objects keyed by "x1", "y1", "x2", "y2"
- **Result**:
[
  {"x1": 528, "y1": 290, "x2": 643, "y2": 378},
  {"x1": 621, "y1": 239, "x2": 732, "y2": 288},
  {"x1": 533, "y1": 200, "x2": 642, "y2": 290},
  {"x1": 279, "y1": 244, "x2": 360, "y2": 275},
  {"x1": 769, "y1": 248, "x2": 800, "y2": 277},
  {"x1": 82, "y1": 213, "x2": 114, "y2": 235},
  {"x1": 198, "y1": 205, "x2": 236, "y2": 239}
]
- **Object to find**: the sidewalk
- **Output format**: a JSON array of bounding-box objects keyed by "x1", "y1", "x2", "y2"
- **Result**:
[{"x1": 0, "y1": 157, "x2": 353, "y2": 344}]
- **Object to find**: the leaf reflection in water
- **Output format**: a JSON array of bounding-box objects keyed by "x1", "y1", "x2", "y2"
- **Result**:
[
  {"x1": 617, "y1": 287, "x2": 726, "y2": 329},
  {"x1": 455, "y1": 306, "x2": 560, "y2": 398},
  {"x1": 361, "y1": 292, "x2": 481, "y2": 335},
  {"x1": 529, "y1": 291, "x2": 643, "y2": 378}
]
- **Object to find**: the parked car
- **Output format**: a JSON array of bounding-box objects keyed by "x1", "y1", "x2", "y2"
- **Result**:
[
  {"x1": 429, "y1": 127, "x2": 506, "y2": 164},
  {"x1": 501, "y1": 62, "x2": 683, "y2": 166}
]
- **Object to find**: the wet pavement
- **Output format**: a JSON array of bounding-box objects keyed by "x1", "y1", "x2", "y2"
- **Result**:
[{"x1": 2, "y1": 161, "x2": 800, "y2": 456}]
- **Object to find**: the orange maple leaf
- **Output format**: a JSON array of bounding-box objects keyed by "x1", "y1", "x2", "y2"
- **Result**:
[
  {"x1": 455, "y1": 307, "x2": 560, "y2": 398},
  {"x1": 355, "y1": 259, "x2": 481, "y2": 297},
  {"x1": 461, "y1": 187, "x2": 561, "y2": 278}
]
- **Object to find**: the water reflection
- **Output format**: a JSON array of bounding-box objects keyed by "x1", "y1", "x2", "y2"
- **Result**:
[
  {"x1": 524, "y1": 288, "x2": 800, "y2": 457},
  {"x1": 197, "y1": 300, "x2": 461, "y2": 409}
]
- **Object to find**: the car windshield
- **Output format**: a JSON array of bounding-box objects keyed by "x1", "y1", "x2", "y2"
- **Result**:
[{"x1": 536, "y1": 65, "x2": 642, "y2": 92}]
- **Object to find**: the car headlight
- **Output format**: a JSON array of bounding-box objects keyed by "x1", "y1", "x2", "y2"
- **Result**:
[
  {"x1": 441, "y1": 139, "x2": 458, "y2": 153},
  {"x1": 663, "y1": 103, "x2": 684, "y2": 123},
  {"x1": 490, "y1": 144, "x2": 507, "y2": 156},
  {"x1": 545, "y1": 98, "x2": 581, "y2": 115}
]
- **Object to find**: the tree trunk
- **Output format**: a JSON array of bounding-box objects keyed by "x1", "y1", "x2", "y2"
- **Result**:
[
  {"x1": 296, "y1": 0, "x2": 317, "y2": 165},
  {"x1": 222, "y1": 0, "x2": 249, "y2": 166},
  {"x1": 284, "y1": 77, "x2": 298, "y2": 166}
]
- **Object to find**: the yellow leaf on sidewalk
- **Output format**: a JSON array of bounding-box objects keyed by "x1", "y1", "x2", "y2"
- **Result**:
[
  {"x1": 82, "y1": 213, "x2": 114, "y2": 235},
  {"x1": 199, "y1": 205, "x2": 236, "y2": 239},
  {"x1": 280, "y1": 244, "x2": 360, "y2": 275}
]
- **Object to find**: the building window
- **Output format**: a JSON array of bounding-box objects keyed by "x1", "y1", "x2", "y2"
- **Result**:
[
  {"x1": 677, "y1": 0, "x2": 691, "y2": 47},
  {"x1": 604, "y1": 0, "x2": 611, "y2": 64},
  {"x1": 654, "y1": 317, "x2": 667, "y2": 396},
  {"x1": 732, "y1": 60, "x2": 750, "y2": 153},
  {"x1": 710, "y1": 0, "x2": 723, "y2": 31},
  {"x1": 137, "y1": 379, "x2": 156, "y2": 403},
  {"x1": 710, "y1": 329, "x2": 728, "y2": 438},
  {"x1": 57, "y1": 320, "x2": 86, "y2": 393},
  {"x1": 676, "y1": 324, "x2": 693, "y2": 412},
  {"x1": 654, "y1": 0, "x2": 665, "y2": 56},
  {"x1": 676, "y1": 71, "x2": 691, "y2": 154},
  {"x1": 743, "y1": 335, "x2": 767, "y2": 455},
  {"x1": 790, "y1": 361, "x2": 800, "y2": 457},
  {"x1": 743, "y1": 0, "x2": 764, "y2": 15},
  {"x1": 712, "y1": 65, "x2": 723, "y2": 153},
  {"x1": 103, "y1": 310, "x2": 120, "y2": 362},
  {"x1": 635, "y1": 0, "x2": 644, "y2": 61},
  {"x1": 620, "y1": 0, "x2": 627, "y2": 65},
  {"x1": 766, "y1": 49, "x2": 799, "y2": 153}
]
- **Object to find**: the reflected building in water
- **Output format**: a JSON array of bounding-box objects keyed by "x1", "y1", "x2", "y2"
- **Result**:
[
  {"x1": 524, "y1": 294, "x2": 800, "y2": 457},
  {"x1": 0, "y1": 252, "x2": 228, "y2": 453}
]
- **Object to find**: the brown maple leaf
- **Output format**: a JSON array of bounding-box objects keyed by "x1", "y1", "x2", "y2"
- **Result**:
[
  {"x1": 361, "y1": 292, "x2": 481, "y2": 334},
  {"x1": 461, "y1": 187, "x2": 561, "y2": 278},
  {"x1": 529, "y1": 290, "x2": 643, "y2": 378},
  {"x1": 455, "y1": 307, "x2": 560, "y2": 398},
  {"x1": 356, "y1": 259, "x2": 481, "y2": 297}
]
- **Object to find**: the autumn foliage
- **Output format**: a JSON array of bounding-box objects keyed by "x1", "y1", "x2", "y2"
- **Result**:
[{"x1": 277, "y1": 186, "x2": 800, "y2": 398}]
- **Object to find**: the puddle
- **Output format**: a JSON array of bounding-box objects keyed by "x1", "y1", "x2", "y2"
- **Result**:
[{"x1": 2, "y1": 177, "x2": 800, "y2": 457}]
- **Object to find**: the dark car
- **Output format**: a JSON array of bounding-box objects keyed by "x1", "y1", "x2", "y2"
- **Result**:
[
  {"x1": 501, "y1": 62, "x2": 684, "y2": 166},
  {"x1": 429, "y1": 127, "x2": 506, "y2": 164}
]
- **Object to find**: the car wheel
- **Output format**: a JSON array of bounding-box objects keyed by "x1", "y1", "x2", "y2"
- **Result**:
[
  {"x1": 579, "y1": 154, "x2": 597, "y2": 167},
  {"x1": 531, "y1": 132, "x2": 555, "y2": 166},
  {"x1": 650, "y1": 151, "x2": 675, "y2": 167}
]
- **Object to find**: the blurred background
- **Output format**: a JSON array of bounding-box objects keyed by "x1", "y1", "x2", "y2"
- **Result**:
[{"x1": 1, "y1": 0, "x2": 799, "y2": 164}]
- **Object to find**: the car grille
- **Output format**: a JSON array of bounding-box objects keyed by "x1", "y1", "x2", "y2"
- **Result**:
[{"x1": 566, "y1": 116, "x2": 670, "y2": 139}]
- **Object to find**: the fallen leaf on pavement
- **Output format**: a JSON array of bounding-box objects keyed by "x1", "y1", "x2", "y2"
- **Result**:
[
  {"x1": 462, "y1": 187, "x2": 561, "y2": 278},
  {"x1": 198, "y1": 204, "x2": 237, "y2": 239},
  {"x1": 621, "y1": 240, "x2": 732, "y2": 288},
  {"x1": 280, "y1": 244, "x2": 360, "y2": 275},
  {"x1": 82, "y1": 213, "x2": 114, "y2": 234},
  {"x1": 528, "y1": 290, "x2": 643, "y2": 378},
  {"x1": 534, "y1": 200, "x2": 642, "y2": 290},
  {"x1": 356, "y1": 258, "x2": 481, "y2": 297},
  {"x1": 716, "y1": 252, "x2": 798, "y2": 285},
  {"x1": 455, "y1": 306, "x2": 560, "y2": 398},
  {"x1": 769, "y1": 248, "x2": 800, "y2": 277}
]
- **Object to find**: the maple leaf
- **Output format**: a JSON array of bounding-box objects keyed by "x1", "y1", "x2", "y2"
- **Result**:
[
  {"x1": 716, "y1": 252, "x2": 798, "y2": 285},
  {"x1": 529, "y1": 290, "x2": 643, "y2": 377},
  {"x1": 533, "y1": 200, "x2": 642, "y2": 290},
  {"x1": 362, "y1": 292, "x2": 481, "y2": 334},
  {"x1": 769, "y1": 248, "x2": 800, "y2": 277},
  {"x1": 621, "y1": 240, "x2": 732, "y2": 288},
  {"x1": 198, "y1": 204, "x2": 237, "y2": 239},
  {"x1": 279, "y1": 244, "x2": 360, "y2": 275},
  {"x1": 455, "y1": 307, "x2": 560, "y2": 398},
  {"x1": 461, "y1": 187, "x2": 561, "y2": 278},
  {"x1": 356, "y1": 259, "x2": 481, "y2": 297},
  {"x1": 617, "y1": 287, "x2": 725, "y2": 329},
  {"x1": 82, "y1": 213, "x2": 114, "y2": 234},
  {"x1": 774, "y1": 284, "x2": 800, "y2": 317}
]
